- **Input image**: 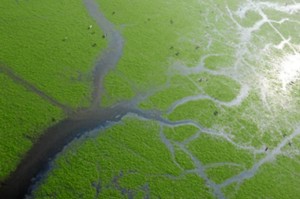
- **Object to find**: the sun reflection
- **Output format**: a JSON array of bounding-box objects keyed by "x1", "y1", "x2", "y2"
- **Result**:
[
  {"x1": 258, "y1": 50, "x2": 300, "y2": 111},
  {"x1": 278, "y1": 53, "x2": 300, "y2": 90}
]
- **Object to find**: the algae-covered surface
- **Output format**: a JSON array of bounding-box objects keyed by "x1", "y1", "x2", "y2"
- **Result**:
[{"x1": 1, "y1": 0, "x2": 300, "y2": 198}]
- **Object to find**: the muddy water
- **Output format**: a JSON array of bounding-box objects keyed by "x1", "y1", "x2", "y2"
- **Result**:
[
  {"x1": 0, "y1": 0, "x2": 125, "y2": 198},
  {"x1": 83, "y1": 0, "x2": 124, "y2": 108},
  {"x1": 0, "y1": 105, "x2": 129, "y2": 198}
]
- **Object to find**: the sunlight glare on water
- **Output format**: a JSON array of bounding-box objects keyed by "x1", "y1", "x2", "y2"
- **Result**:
[{"x1": 278, "y1": 52, "x2": 300, "y2": 90}]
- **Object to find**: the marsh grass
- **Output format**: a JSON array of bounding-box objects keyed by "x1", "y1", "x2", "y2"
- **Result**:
[
  {"x1": 0, "y1": 74, "x2": 63, "y2": 180},
  {"x1": 0, "y1": 0, "x2": 107, "y2": 107}
]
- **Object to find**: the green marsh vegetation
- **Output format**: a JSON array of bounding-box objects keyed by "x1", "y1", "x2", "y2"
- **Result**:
[
  {"x1": 0, "y1": 73, "x2": 63, "y2": 180},
  {"x1": 140, "y1": 73, "x2": 241, "y2": 111},
  {"x1": 228, "y1": 155, "x2": 300, "y2": 199},
  {"x1": 2, "y1": 0, "x2": 300, "y2": 198},
  {"x1": 33, "y1": 117, "x2": 214, "y2": 199},
  {"x1": 99, "y1": 0, "x2": 211, "y2": 106},
  {"x1": 0, "y1": 0, "x2": 106, "y2": 107}
]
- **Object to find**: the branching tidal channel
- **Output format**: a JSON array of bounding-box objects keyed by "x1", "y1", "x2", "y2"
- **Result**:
[
  {"x1": 1, "y1": 0, "x2": 300, "y2": 198},
  {"x1": 0, "y1": 0, "x2": 161, "y2": 198}
]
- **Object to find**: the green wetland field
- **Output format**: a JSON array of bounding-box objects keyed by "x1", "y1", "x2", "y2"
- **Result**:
[{"x1": 1, "y1": 0, "x2": 300, "y2": 198}]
